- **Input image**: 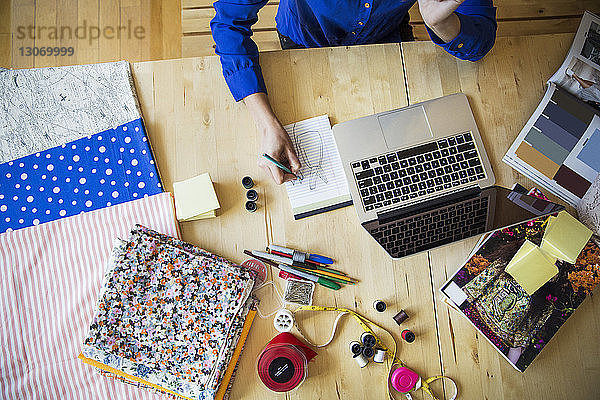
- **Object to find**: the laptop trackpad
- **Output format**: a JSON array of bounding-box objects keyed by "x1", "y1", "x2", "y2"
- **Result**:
[{"x1": 377, "y1": 105, "x2": 432, "y2": 149}]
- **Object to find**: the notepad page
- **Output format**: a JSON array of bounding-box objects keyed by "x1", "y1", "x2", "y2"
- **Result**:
[{"x1": 283, "y1": 115, "x2": 352, "y2": 219}]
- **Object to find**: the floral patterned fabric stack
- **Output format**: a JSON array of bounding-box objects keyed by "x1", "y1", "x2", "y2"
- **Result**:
[{"x1": 80, "y1": 225, "x2": 258, "y2": 400}]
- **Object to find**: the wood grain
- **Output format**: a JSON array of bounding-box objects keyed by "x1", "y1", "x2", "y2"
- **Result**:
[
  {"x1": 182, "y1": 30, "x2": 282, "y2": 58},
  {"x1": 0, "y1": 0, "x2": 10, "y2": 67},
  {"x1": 7, "y1": 0, "x2": 182, "y2": 68}
]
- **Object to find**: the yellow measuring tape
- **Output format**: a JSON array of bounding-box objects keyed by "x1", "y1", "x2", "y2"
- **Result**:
[{"x1": 293, "y1": 305, "x2": 457, "y2": 400}]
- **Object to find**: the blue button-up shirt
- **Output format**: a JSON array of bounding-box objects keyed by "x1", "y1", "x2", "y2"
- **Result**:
[{"x1": 211, "y1": 0, "x2": 497, "y2": 101}]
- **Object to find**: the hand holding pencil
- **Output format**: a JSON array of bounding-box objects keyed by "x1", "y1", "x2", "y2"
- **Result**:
[
  {"x1": 257, "y1": 124, "x2": 301, "y2": 183},
  {"x1": 244, "y1": 93, "x2": 301, "y2": 185}
]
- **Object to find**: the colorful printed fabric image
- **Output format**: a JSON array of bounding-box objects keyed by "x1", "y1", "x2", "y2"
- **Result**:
[
  {"x1": 442, "y1": 216, "x2": 600, "y2": 372},
  {"x1": 0, "y1": 118, "x2": 162, "y2": 233},
  {"x1": 81, "y1": 225, "x2": 257, "y2": 400}
]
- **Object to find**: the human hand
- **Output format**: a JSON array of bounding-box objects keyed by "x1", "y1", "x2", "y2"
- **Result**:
[
  {"x1": 243, "y1": 92, "x2": 301, "y2": 185},
  {"x1": 418, "y1": 0, "x2": 464, "y2": 42},
  {"x1": 418, "y1": 0, "x2": 464, "y2": 26},
  {"x1": 258, "y1": 123, "x2": 301, "y2": 184}
]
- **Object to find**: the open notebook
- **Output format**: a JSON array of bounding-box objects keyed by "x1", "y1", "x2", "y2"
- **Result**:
[{"x1": 283, "y1": 115, "x2": 352, "y2": 219}]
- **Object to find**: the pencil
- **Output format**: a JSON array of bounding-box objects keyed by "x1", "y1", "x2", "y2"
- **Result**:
[
  {"x1": 268, "y1": 249, "x2": 347, "y2": 275},
  {"x1": 292, "y1": 265, "x2": 358, "y2": 284},
  {"x1": 262, "y1": 153, "x2": 297, "y2": 178}
]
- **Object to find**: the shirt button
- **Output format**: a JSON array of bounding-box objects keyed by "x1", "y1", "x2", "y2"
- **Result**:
[
  {"x1": 364, "y1": 3, "x2": 370, "y2": 8},
  {"x1": 358, "y1": 21, "x2": 364, "y2": 26},
  {"x1": 457, "y1": 43, "x2": 464, "y2": 48},
  {"x1": 352, "y1": 31, "x2": 356, "y2": 35}
]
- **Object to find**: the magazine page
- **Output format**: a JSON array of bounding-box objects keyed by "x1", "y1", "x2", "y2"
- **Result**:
[
  {"x1": 503, "y1": 82, "x2": 600, "y2": 208},
  {"x1": 549, "y1": 11, "x2": 600, "y2": 110},
  {"x1": 440, "y1": 216, "x2": 600, "y2": 372}
]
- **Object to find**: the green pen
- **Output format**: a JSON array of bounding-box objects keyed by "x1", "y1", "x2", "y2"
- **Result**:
[
  {"x1": 278, "y1": 264, "x2": 341, "y2": 290},
  {"x1": 262, "y1": 153, "x2": 297, "y2": 178}
]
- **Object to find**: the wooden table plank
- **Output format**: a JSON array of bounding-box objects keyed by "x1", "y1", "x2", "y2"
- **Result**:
[
  {"x1": 133, "y1": 44, "x2": 449, "y2": 399},
  {"x1": 8, "y1": 0, "x2": 181, "y2": 68},
  {"x1": 402, "y1": 33, "x2": 600, "y2": 399},
  {"x1": 182, "y1": 30, "x2": 282, "y2": 58}
]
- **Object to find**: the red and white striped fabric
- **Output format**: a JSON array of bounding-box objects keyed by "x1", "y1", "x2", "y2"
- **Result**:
[{"x1": 0, "y1": 193, "x2": 179, "y2": 400}]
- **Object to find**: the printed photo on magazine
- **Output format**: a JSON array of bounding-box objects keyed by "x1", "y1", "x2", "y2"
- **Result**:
[
  {"x1": 550, "y1": 11, "x2": 600, "y2": 110},
  {"x1": 440, "y1": 215, "x2": 600, "y2": 372}
]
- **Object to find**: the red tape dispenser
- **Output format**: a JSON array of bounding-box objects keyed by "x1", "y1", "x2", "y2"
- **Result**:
[{"x1": 257, "y1": 332, "x2": 318, "y2": 393}]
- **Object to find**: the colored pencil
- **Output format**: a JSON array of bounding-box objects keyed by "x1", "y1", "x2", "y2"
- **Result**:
[
  {"x1": 261, "y1": 153, "x2": 297, "y2": 178},
  {"x1": 291, "y1": 266, "x2": 357, "y2": 284},
  {"x1": 268, "y1": 249, "x2": 347, "y2": 275},
  {"x1": 292, "y1": 265, "x2": 357, "y2": 283}
]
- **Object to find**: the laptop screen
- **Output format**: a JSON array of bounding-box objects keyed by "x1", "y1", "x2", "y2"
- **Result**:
[{"x1": 362, "y1": 186, "x2": 564, "y2": 259}]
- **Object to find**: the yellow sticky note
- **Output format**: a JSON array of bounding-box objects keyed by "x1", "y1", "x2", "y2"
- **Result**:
[
  {"x1": 173, "y1": 173, "x2": 220, "y2": 221},
  {"x1": 182, "y1": 210, "x2": 216, "y2": 221},
  {"x1": 541, "y1": 211, "x2": 592, "y2": 264},
  {"x1": 506, "y1": 240, "x2": 558, "y2": 295}
]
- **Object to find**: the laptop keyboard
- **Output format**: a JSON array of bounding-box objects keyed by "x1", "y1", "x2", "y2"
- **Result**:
[
  {"x1": 351, "y1": 132, "x2": 487, "y2": 212},
  {"x1": 370, "y1": 196, "x2": 489, "y2": 258}
]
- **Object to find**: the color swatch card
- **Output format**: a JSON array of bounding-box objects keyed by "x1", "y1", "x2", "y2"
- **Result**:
[
  {"x1": 283, "y1": 115, "x2": 352, "y2": 219},
  {"x1": 504, "y1": 84, "x2": 600, "y2": 207},
  {"x1": 0, "y1": 118, "x2": 162, "y2": 233}
]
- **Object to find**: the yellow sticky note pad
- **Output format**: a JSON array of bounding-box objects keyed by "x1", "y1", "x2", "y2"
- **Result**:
[
  {"x1": 541, "y1": 211, "x2": 592, "y2": 264},
  {"x1": 506, "y1": 240, "x2": 558, "y2": 295},
  {"x1": 173, "y1": 173, "x2": 220, "y2": 221},
  {"x1": 182, "y1": 210, "x2": 216, "y2": 221}
]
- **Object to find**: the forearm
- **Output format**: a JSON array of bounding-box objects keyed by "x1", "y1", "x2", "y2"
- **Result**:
[
  {"x1": 244, "y1": 93, "x2": 282, "y2": 133},
  {"x1": 426, "y1": 13, "x2": 461, "y2": 43},
  {"x1": 211, "y1": 0, "x2": 269, "y2": 101}
]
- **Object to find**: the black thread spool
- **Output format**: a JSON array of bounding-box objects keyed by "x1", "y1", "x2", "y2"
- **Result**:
[
  {"x1": 401, "y1": 329, "x2": 415, "y2": 343},
  {"x1": 362, "y1": 346, "x2": 374, "y2": 359},
  {"x1": 246, "y1": 189, "x2": 258, "y2": 201},
  {"x1": 242, "y1": 176, "x2": 254, "y2": 189},
  {"x1": 349, "y1": 341, "x2": 362, "y2": 356},
  {"x1": 360, "y1": 332, "x2": 377, "y2": 348},
  {"x1": 393, "y1": 310, "x2": 409, "y2": 326},
  {"x1": 245, "y1": 201, "x2": 257, "y2": 213},
  {"x1": 373, "y1": 300, "x2": 387, "y2": 312}
]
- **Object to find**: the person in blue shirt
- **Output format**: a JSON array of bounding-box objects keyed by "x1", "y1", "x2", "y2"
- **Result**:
[{"x1": 211, "y1": 0, "x2": 497, "y2": 184}]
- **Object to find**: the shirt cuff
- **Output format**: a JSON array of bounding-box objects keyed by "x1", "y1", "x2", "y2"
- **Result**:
[
  {"x1": 426, "y1": 13, "x2": 488, "y2": 62},
  {"x1": 224, "y1": 65, "x2": 268, "y2": 102}
]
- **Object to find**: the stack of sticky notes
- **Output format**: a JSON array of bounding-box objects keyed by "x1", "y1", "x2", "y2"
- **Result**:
[
  {"x1": 505, "y1": 240, "x2": 559, "y2": 295},
  {"x1": 540, "y1": 211, "x2": 592, "y2": 264},
  {"x1": 506, "y1": 211, "x2": 593, "y2": 295},
  {"x1": 173, "y1": 172, "x2": 220, "y2": 221}
]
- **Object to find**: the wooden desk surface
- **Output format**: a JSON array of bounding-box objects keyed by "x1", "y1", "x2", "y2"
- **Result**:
[{"x1": 131, "y1": 34, "x2": 600, "y2": 399}]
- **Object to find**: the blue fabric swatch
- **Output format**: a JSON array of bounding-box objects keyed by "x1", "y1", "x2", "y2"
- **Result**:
[
  {"x1": 0, "y1": 118, "x2": 162, "y2": 233},
  {"x1": 577, "y1": 128, "x2": 600, "y2": 173}
]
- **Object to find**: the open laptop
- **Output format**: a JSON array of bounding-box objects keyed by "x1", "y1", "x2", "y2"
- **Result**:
[{"x1": 332, "y1": 93, "x2": 564, "y2": 258}]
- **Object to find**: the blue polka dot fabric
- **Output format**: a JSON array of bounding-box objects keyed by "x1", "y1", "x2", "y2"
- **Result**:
[{"x1": 0, "y1": 118, "x2": 162, "y2": 233}]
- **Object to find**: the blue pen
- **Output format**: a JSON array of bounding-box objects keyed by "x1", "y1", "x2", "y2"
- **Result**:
[{"x1": 268, "y1": 244, "x2": 334, "y2": 265}]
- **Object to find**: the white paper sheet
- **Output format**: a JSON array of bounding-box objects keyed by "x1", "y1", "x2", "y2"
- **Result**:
[{"x1": 283, "y1": 115, "x2": 352, "y2": 219}]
